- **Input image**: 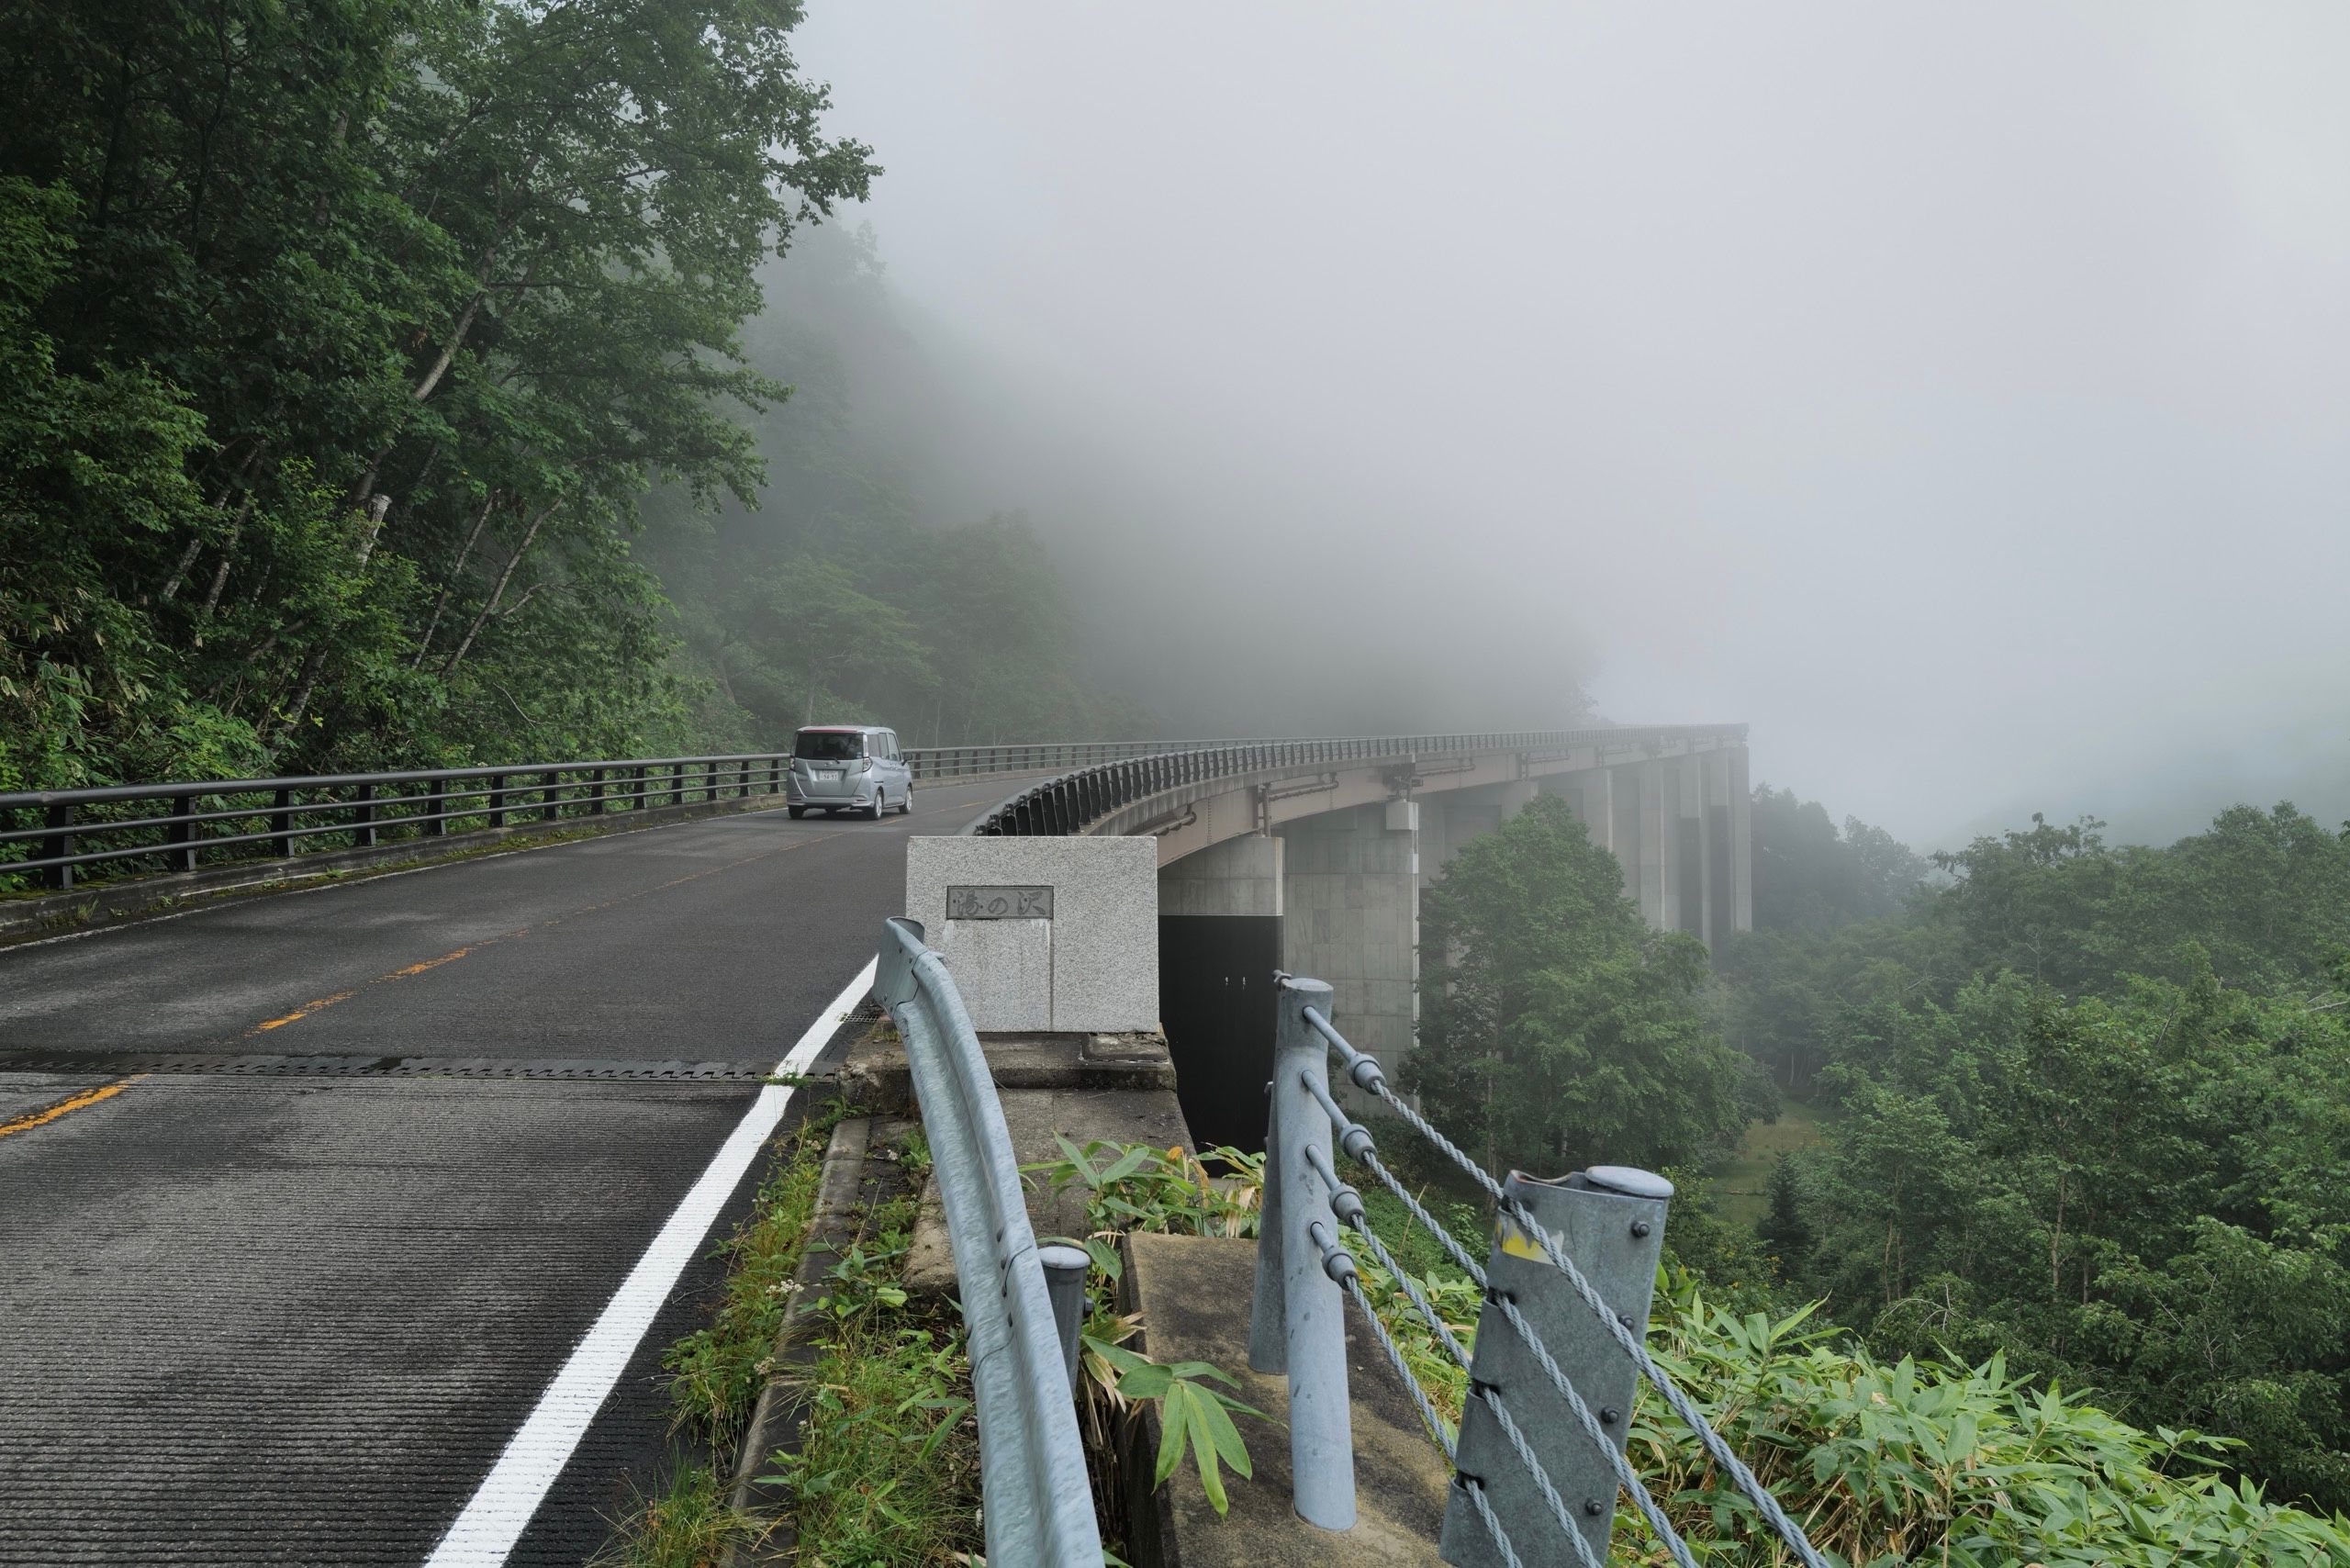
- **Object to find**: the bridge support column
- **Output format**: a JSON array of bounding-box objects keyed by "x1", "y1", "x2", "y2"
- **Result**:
[
  {"x1": 1730, "y1": 744, "x2": 1753, "y2": 935},
  {"x1": 1684, "y1": 753, "x2": 1713, "y2": 947},
  {"x1": 1634, "y1": 758, "x2": 1674, "y2": 930},
  {"x1": 1158, "y1": 835, "x2": 1285, "y2": 1151},
  {"x1": 1279, "y1": 802, "x2": 1419, "y2": 1103}
]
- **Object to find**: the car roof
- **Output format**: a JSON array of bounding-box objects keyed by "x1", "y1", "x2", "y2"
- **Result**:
[{"x1": 797, "y1": 723, "x2": 889, "y2": 734}]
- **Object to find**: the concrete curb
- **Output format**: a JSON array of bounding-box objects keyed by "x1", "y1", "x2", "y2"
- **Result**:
[
  {"x1": 0, "y1": 790, "x2": 795, "y2": 943},
  {"x1": 718, "y1": 1113, "x2": 916, "y2": 1567}
]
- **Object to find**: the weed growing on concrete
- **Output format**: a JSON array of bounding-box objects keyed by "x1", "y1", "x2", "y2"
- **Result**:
[
  {"x1": 593, "y1": 1464, "x2": 749, "y2": 1568},
  {"x1": 663, "y1": 1103, "x2": 846, "y2": 1445},
  {"x1": 755, "y1": 1183, "x2": 984, "y2": 1564},
  {"x1": 1027, "y1": 1138, "x2": 1274, "y2": 1520},
  {"x1": 594, "y1": 1107, "x2": 844, "y2": 1568}
]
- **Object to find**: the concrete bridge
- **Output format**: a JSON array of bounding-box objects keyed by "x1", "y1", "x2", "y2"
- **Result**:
[
  {"x1": 931, "y1": 726, "x2": 1751, "y2": 1148},
  {"x1": 0, "y1": 725, "x2": 1751, "y2": 1565}
]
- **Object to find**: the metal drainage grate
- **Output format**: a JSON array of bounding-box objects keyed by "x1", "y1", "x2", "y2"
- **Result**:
[{"x1": 0, "y1": 1051, "x2": 783, "y2": 1081}]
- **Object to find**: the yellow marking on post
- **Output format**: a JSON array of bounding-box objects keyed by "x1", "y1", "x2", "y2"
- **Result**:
[
  {"x1": 1497, "y1": 1216, "x2": 1550, "y2": 1263},
  {"x1": 0, "y1": 1075, "x2": 148, "y2": 1140}
]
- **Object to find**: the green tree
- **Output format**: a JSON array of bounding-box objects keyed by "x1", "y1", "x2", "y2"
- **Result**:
[
  {"x1": 1404, "y1": 793, "x2": 1745, "y2": 1175},
  {"x1": 0, "y1": 0, "x2": 877, "y2": 789}
]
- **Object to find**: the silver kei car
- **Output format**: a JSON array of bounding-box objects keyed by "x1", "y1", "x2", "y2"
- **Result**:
[{"x1": 785, "y1": 724, "x2": 912, "y2": 821}]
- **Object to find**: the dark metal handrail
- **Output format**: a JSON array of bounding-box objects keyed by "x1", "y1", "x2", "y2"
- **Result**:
[
  {"x1": 0, "y1": 725, "x2": 1747, "y2": 891},
  {"x1": 0, "y1": 756, "x2": 794, "y2": 890}
]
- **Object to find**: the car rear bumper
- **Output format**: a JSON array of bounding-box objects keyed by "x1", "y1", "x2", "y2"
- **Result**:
[{"x1": 787, "y1": 777, "x2": 872, "y2": 807}]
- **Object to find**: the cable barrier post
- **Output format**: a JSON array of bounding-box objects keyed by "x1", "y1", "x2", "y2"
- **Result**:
[
  {"x1": 1249, "y1": 975, "x2": 1358, "y2": 1530},
  {"x1": 1441, "y1": 1168, "x2": 1672, "y2": 1567}
]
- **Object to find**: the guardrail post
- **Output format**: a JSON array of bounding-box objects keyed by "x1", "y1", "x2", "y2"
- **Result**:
[
  {"x1": 1259, "y1": 977, "x2": 1355, "y2": 1530},
  {"x1": 540, "y1": 769, "x2": 559, "y2": 822},
  {"x1": 353, "y1": 783, "x2": 377, "y2": 848},
  {"x1": 1038, "y1": 1242, "x2": 1090, "y2": 1388},
  {"x1": 271, "y1": 788, "x2": 295, "y2": 856},
  {"x1": 423, "y1": 778, "x2": 445, "y2": 836},
  {"x1": 1441, "y1": 1167, "x2": 1672, "y2": 1567},
  {"x1": 39, "y1": 801, "x2": 73, "y2": 890},
  {"x1": 169, "y1": 794, "x2": 200, "y2": 869},
  {"x1": 590, "y1": 768, "x2": 608, "y2": 814},
  {"x1": 487, "y1": 773, "x2": 507, "y2": 829}
]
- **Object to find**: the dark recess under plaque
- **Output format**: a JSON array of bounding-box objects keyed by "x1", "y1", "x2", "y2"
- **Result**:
[{"x1": 1158, "y1": 914, "x2": 1281, "y2": 1153}]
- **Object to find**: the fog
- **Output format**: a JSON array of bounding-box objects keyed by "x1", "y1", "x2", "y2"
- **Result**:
[{"x1": 785, "y1": 4, "x2": 2350, "y2": 849}]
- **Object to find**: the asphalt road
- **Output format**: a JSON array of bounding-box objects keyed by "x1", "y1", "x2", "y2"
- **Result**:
[{"x1": 0, "y1": 779, "x2": 1019, "y2": 1567}]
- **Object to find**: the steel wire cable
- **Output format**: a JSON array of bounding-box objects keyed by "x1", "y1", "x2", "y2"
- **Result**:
[
  {"x1": 1338, "y1": 1269, "x2": 1460, "y2": 1464},
  {"x1": 1478, "y1": 1380, "x2": 1607, "y2": 1568},
  {"x1": 1323, "y1": 1087, "x2": 1701, "y2": 1567},
  {"x1": 1366, "y1": 1071, "x2": 1829, "y2": 1568},
  {"x1": 1336, "y1": 1266, "x2": 1537, "y2": 1568},
  {"x1": 1303, "y1": 1008, "x2": 1830, "y2": 1568},
  {"x1": 1461, "y1": 1477, "x2": 1528, "y2": 1568}
]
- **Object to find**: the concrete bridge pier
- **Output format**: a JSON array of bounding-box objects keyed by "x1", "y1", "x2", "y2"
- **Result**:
[{"x1": 1276, "y1": 801, "x2": 1421, "y2": 1113}]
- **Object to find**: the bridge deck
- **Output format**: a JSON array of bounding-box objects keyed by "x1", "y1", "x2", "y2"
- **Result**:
[{"x1": 0, "y1": 779, "x2": 1013, "y2": 1566}]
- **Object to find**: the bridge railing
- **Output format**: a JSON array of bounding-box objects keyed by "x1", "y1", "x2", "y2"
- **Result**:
[
  {"x1": 1258, "y1": 976, "x2": 1830, "y2": 1567},
  {"x1": 873, "y1": 916, "x2": 1102, "y2": 1568},
  {"x1": 963, "y1": 725, "x2": 1748, "y2": 836},
  {"x1": 0, "y1": 756, "x2": 798, "y2": 890},
  {"x1": 906, "y1": 739, "x2": 1233, "y2": 781}
]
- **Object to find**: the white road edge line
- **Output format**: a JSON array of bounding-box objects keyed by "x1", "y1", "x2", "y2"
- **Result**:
[{"x1": 420, "y1": 956, "x2": 879, "y2": 1568}]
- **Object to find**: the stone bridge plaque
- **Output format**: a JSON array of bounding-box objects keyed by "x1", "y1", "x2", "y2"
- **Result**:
[{"x1": 946, "y1": 885, "x2": 1054, "y2": 920}]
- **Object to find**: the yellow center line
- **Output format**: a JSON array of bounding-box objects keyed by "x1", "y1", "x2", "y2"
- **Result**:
[
  {"x1": 0, "y1": 1075, "x2": 148, "y2": 1140},
  {"x1": 235, "y1": 832, "x2": 840, "y2": 1039}
]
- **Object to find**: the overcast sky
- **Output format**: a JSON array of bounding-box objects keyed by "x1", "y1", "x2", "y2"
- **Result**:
[{"x1": 791, "y1": 4, "x2": 2350, "y2": 848}]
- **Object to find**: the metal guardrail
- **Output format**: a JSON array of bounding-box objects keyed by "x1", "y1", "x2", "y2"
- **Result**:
[
  {"x1": 906, "y1": 738, "x2": 1250, "y2": 782},
  {"x1": 872, "y1": 916, "x2": 1102, "y2": 1567},
  {"x1": 963, "y1": 725, "x2": 1748, "y2": 836},
  {"x1": 0, "y1": 726, "x2": 1746, "y2": 890},
  {"x1": 1257, "y1": 976, "x2": 1830, "y2": 1568},
  {"x1": 0, "y1": 755, "x2": 801, "y2": 890}
]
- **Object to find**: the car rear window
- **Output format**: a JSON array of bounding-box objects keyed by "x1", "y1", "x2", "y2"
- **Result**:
[{"x1": 794, "y1": 730, "x2": 864, "y2": 761}]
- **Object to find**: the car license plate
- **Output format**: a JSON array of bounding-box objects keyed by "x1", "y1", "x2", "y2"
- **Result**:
[{"x1": 813, "y1": 768, "x2": 841, "y2": 780}]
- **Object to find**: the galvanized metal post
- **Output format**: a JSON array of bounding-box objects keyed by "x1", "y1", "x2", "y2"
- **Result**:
[
  {"x1": 590, "y1": 768, "x2": 608, "y2": 815},
  {"x1": 353, "y1": 783, "x2": 377, "y2": 848},
  {"x1": 1440, "y1": 1167, "x2": 1672, "y2": 1567},
  {"x1": 39, "y1": 801, "x2": 73, "y2": 890},
  {"x1": 422, "y1": 778, "x2": 445, "y2": 836},
  {"x1": 1268, "y1": 976, "x2": 1355, "y2": 1530},
  {"x1": 169, "y1": 793, "x2": 200, "y2": 869},
  {"x1": 487, "y1": 774, "x2": 508, "y2": 829},
  {"x1": 1038, "y1": 1242, "x2": 1090, "y2": 1389},
  {"x1": 1248, "y1": 1064, "x2": 1288, "y2": 1373}
]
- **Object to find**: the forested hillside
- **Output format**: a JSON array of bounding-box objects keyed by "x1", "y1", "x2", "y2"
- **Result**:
[
  {"x1": 0, "y1": 0, "x2": 1133, "y2": 796},
  {"x1": 636, "y1": 224, "x2": 1147, "y2": 750},
  {"x1": 1721, "y1": 799, "x2": 2350, "y2": 1512}
]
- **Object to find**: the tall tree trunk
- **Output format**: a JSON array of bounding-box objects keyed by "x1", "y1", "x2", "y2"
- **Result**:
[
  {"x1": 158, "y1": 536, "x2": 206, "y2": 604},
  {"x1": 440, "y1": 502, "x2": 552, "y2": 678},
  {"x1": 412, "y1": 493, "x2": 499, "y2": 668}
]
